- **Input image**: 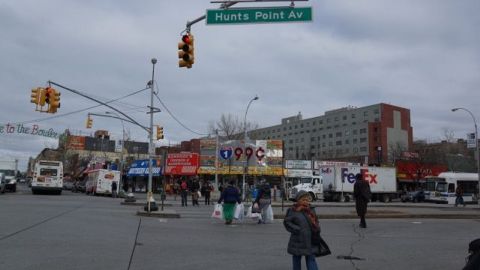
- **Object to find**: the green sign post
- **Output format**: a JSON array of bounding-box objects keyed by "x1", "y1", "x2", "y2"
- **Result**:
[{"x1": 206, "y1": 7, "x2": 312, "y2": 25}]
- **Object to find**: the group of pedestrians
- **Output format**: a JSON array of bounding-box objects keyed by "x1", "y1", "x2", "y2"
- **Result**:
[{"x1": 179, "y1": 179, "x2": 214, "y2": 207}]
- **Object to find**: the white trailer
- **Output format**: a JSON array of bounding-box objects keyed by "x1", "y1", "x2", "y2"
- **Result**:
[
  {"x1": 85, "y1": 169, "x2": 120, "y2": 196},
  {"x1": 320, "y1": 165, "x2": 397, "y2": 202},
  {"x1": 0, "y1": 159, "x2": 19, "y2": 192}
]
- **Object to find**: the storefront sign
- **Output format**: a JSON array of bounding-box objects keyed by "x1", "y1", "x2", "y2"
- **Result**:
[{"x1": 165, "y1": 153, "x2": 199, "y2": 175}]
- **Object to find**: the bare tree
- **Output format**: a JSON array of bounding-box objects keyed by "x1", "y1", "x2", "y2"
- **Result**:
[
  {"x1": 209, "y1": 113, "x2": 259, "y2": 140},
  {"x1": 442, "y1": 128, "x2": 455, "y2": 143}
]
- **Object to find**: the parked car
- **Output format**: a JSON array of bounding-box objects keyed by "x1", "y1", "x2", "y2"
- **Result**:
[
  {"x1": 71, "y1": 180, "x2": 86, "y2": 193},
  {"x1": 401, "y1": 190, "x2": 425, "y2": 203},
  {"x1": 0, "y1": 173, "x2": 6, "y2": 193},
  {"x1": 63, "y1": 181, "x2": 74, "y2": 190}
]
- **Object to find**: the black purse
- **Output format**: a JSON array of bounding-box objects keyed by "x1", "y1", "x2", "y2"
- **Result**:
[{"x1": 312, "y1": 231, "x2": 331, "y2": 257}]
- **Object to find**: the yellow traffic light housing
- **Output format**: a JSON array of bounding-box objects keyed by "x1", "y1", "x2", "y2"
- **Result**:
[
  {"x1": 30, "y1": 88, "x2": 39, "y2": 104},
  {"x1": 38, "y1": 88, "x2": 46, "y2": 106},
  {"x1": 156, "y1": 126, "x2": 164, "y2": 140},
  {"x1": 86, "y1": 116, "x2": 93, "y2": 129},
  {"x1": 45, "y1": 87, "x2": 53, "y2": 105},
  {"x1": 48, "y1": 89, "x2": 61, "y2": 113},
  {"x1": 178, "y1": 34, "x2": 194, "y2": 68}
]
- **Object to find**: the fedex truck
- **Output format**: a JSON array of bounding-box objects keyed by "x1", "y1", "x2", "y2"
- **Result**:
[
  {"x1": 320, "y1": 165, "x2": 397, "y2": 202},
  {"x1": 85, "y1": 169, "x2": 120, "y2": 196}
]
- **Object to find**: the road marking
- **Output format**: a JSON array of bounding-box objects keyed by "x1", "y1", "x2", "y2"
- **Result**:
[
  {"x1": 411, "y1": 221, "x2": 422, "y2": 224},
  {"x1": 158, "y1": 218, "x2": 168, "y2": 223}
]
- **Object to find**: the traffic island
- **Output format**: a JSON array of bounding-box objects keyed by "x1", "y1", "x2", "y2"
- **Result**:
[{"x1": 136, "y1": 209, "x2": 180, "y2": 218}]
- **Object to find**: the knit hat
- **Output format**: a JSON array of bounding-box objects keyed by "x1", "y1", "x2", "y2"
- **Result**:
[{"x1": 294, "y1": 190, "x2": 310, "y2": 202}]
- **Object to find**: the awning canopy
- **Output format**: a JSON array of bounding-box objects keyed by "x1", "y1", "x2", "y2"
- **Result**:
[{"x1": 127, "y1": 159, "x2": 162, "y2": 177}]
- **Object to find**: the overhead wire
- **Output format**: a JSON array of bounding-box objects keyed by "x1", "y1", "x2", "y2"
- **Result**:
[
  {"x1": 153, "y1": 81, "x2": 209, "y2": 136},
  {"x1": 9, "y1": 86, "x2": 150, "y2": 125}
]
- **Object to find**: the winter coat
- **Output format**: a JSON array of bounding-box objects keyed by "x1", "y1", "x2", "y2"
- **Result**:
[
  {"x1": 353, "y1": 179, "x2": 371, "y2": 216},
  {"x1": 283, "y1": 207, "x2": 320, "y2": 256},
  {"x1": 218, "y1": 185, "x2": 241, "y2": 204}
]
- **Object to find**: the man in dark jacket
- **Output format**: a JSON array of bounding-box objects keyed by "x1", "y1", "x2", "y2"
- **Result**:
[
  {"x1": 218, "y1": 180, "x2": 241, "y2": 225},
  {"x1": 464, "y1": 238, "x2": 480, "y2": 270},
  {"x1": 111, "y1": 181, "x2": 118, "y2": 198},
  {"x1": 353, "y1": 173, "x2": 371, "y2": 228}
]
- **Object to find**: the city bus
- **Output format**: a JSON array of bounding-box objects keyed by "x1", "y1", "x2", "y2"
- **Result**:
[
  {"x1": 429, "y1": 172, "x2": 479, "y2": 204},
  {"x1": 31, "y1": 160, "x2": 63, "y2": 195}
]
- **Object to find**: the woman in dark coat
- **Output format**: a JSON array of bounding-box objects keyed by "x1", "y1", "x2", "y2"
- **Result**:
[
  {"x1": 284, "y1": 190, "x2": 329, "y2": 270},
  {"x1": 353, "y1": 173, "x2": 371, "y2": 228}
]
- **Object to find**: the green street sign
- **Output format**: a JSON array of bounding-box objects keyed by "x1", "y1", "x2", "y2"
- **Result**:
[{"x1": 206, "y1": 7, "x2": 312, "y2": 25}]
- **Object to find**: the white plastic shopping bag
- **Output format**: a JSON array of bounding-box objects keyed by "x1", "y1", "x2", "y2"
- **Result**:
[
  {"x1": 264, "y1": 205, "x2": 274, "y2": 223},
  {"x1": 234, "y1": 203, "x2": 245, "y2": 220},
  {"x1": 211, "y1": 203, "x2": 223, "y2": 219}
]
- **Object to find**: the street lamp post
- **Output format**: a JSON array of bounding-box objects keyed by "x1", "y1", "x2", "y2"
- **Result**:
[
  {"x1": 146, "y1": 58, "x2": 158, "y2": 212},
  {"x1": 452, "y1": 107, "x2": 480, "y2": 199},
  {"x1": 242, "y1": 95, "x2": 259, "y2": 201}
]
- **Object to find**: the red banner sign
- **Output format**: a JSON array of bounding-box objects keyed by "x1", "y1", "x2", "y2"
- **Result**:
[
  {"x1": 396, "y1": 160, "x2": 448, "y2": 180},
  {"x1": 165, "y1": 153, "x2": 199, "y2": 175}
]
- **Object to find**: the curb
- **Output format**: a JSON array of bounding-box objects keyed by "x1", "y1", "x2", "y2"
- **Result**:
[
  {"x1": 122, "y1": 202, "x2": 173, "y2": 207},
  {"x1": 136, "y1": 210, "x2": 181, "y2": 218},
  {"x1": 273, "y1": 214, "x2": 480, "y2": 219}
]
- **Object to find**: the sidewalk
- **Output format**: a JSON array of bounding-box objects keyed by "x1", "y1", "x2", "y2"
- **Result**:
[{"x1": 124, "y1": 193, "x2": 480, "y2": 219}]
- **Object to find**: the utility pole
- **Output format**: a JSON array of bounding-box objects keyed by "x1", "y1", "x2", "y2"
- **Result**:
[{"x1": 146, "y1": 58, "x2": 159, "y2": 212}]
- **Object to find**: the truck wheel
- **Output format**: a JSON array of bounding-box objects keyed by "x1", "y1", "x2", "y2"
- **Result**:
[
  {"x1": 382, "y1": 194, "x2": 391, "y2": 203},
  {"x1": 308, "y1": 193, "x2": 315, "y2": 202},
  {"x1": 344, "y1": 195, "x2": 350, "y2": 202}
]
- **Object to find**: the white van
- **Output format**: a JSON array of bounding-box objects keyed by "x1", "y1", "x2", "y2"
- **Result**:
[{"x1": 85, "y1": 169, "x2": 120, "y2": 196}]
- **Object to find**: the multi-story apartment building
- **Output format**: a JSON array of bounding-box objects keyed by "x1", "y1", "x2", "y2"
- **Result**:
[{"x1": 249, "y1": 103, "x2": 413, "y2": 165}]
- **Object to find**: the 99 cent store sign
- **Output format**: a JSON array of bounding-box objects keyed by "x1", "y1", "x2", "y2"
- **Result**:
[{"x1": 206, "y1": 7, "x2": 312, "y2": 25}]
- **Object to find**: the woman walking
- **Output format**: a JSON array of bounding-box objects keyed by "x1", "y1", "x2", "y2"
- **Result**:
[
  {"x1": 284, "y1": 190, "x2": 330, "y2": 270},
  {"x1": 217, "y1": 180, "x2": 242, "y2": 225}
]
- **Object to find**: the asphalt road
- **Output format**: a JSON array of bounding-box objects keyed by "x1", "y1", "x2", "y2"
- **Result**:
[{"x1": 0, "y1": 184, "x2": 478, "y2": 270}]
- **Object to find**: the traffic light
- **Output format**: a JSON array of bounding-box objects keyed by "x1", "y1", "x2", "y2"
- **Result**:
[
  {"x1": 48, "y1": 89, "x2": 61, "y2": 113},
  {"x1": 38, "y1": 88, "x2": 46, "y2": 106},
  {"x1": 178, "y1": 34, "x2": 194, "y2": 68},
  {"x1": 30, "y1": 88, "x2": 40, "y2": 104},
  {"x1": 156, "y1": 126, "x2": 164, "y2": 140},
  {"x1": 86, "y1": 116, "x2": 93, "y2": 129},
  {"x1": 44, "y1": 87, "x2": 54, "y2": 104}
]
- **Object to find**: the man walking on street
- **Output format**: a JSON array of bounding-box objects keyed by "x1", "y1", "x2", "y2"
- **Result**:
[
  {"x1": 353, "y1": 173, "x2": 371, "y2": 228},
  {"x1": 455, "y1": 186, "x2": 466, "y2": 207},
  {"x1": 111, "y1": 181, "x2": 118, "y2": 198},
  {"x1": 180, "y1": 180, "x2": 189, "y2": 207}
]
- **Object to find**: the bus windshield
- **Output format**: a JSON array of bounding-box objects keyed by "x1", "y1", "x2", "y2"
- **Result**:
[{"x1": 436, "y1": 182, "x2": 447, "y2": 192}]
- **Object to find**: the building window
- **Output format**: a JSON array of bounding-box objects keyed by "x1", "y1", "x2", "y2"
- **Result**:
[
  {"x1": 328, "y1": 133, "x2": 333, "y2": 138},
  {"x1": 360, "y1": 146, "x2": 367, "y2": 152},
  {"x1": 360, "y1": 137, "x2": 367, "y2": 143},
  {"x1": 322, "y1": 142, "x2": 326, "y2": 147},
  {"x1": 360, "y1": 128, "x2": 367, "y2": 134},
  {"x1": 352, "y1": 114, "x2": 356, "y2": 118},
  {"x1": 319, "y1": 120, "x2": 323, "y2": 124},
  {"x1": 335, "y1": 117, "x2": 339, "y2": 122},
  {"x1": 353, "y1": 138, "x2": 358, "y2": 144},
  {"x1": 322, "y1": 135, "x2": 326, "y2": 139},
  {"x1": 289, "y1": 139, "x2": 293, "y2": 144},
  {"x1": 328, "y1": 141, "x2": 333, "y2": 146},
  {"x1": 295, "y1": 125, "x2": 298, "y2": 129},
  {"x1": 327, "y1": 118, "x2": 330, "y2": 123},
  {"x1": 345, "y1": 139, "x2": 349, "y2": 145},
  {"x1": 364, "y1": 111, "x2": 368, "y2": 117},
  {"x1": 300, "y1": 124, "x2": 304, "y2": 128},
  {"x1": 374, "y1": 109, "x2": 379, "y2": 114},
  {"x1": 336, "y1": 140, "x2": 342, "y2": 146},
  {"x1": 343, "y1": 115, "x2": 347, "y2": 120},
  {"x1": 353, "y1": 147, "x2": 358, "y2": 153},
  {"x1": 345, "y1": 130, "x2": 350, "y2": 136},
  {"x1": 336, "y1": 132, "x2": 342, "y2": 137},
  {"x1": 311, "y1": 137, "x2": 316, "y2": 141},
  {"x1": 300, "y1": 138, "x2": 304, "y2": 142},
  {"x1": 353, "y1": 130, "x2": 358, "y2": 135}
]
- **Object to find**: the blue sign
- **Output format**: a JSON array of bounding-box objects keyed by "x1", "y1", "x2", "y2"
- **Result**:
[
  {"x1": 219, "y1": 147, "x2": 233, "y2": 160},
  {"x1": 127, "y1": 159, "x2": 162, "y2": 176}
]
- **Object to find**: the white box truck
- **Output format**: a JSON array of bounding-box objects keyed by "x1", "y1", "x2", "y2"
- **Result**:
[
  {"x1": 285, "y1": 160, "x2": 323, "y2": 201},
  {"x1": 85, "y1": 169, "x2": 120, "y2": 196},
  {"x1": 320, "y1": 165, "x2": 397, "y2": 202},
  {"x1": 0, "y1": 159, "x2": 19, "y2": 192}
]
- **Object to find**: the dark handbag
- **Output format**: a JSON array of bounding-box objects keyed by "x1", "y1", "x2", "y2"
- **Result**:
[{"x1": 312, "y1": 231, "x2": 331, "y2": 257}]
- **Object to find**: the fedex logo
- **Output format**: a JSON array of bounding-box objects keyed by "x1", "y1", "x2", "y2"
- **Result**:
[{"x1": 341, "y1": 168, "x2": 378, "y2": 184}]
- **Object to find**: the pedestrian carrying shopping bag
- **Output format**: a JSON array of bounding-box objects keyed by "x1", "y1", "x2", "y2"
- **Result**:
[
  {"x1": 246, "y1": 204, "x2": 262, "y2": 220},
  {"x1": 211, "y1": 204, "x2": 223, "y2": 219},
  {"x1": 234, "y1": 203, "x2": 245, "y2": 220}
]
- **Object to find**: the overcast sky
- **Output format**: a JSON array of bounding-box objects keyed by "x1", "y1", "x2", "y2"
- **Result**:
[{"x1": 1, "y1": 0, "x2": 479, "y2": 170}]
